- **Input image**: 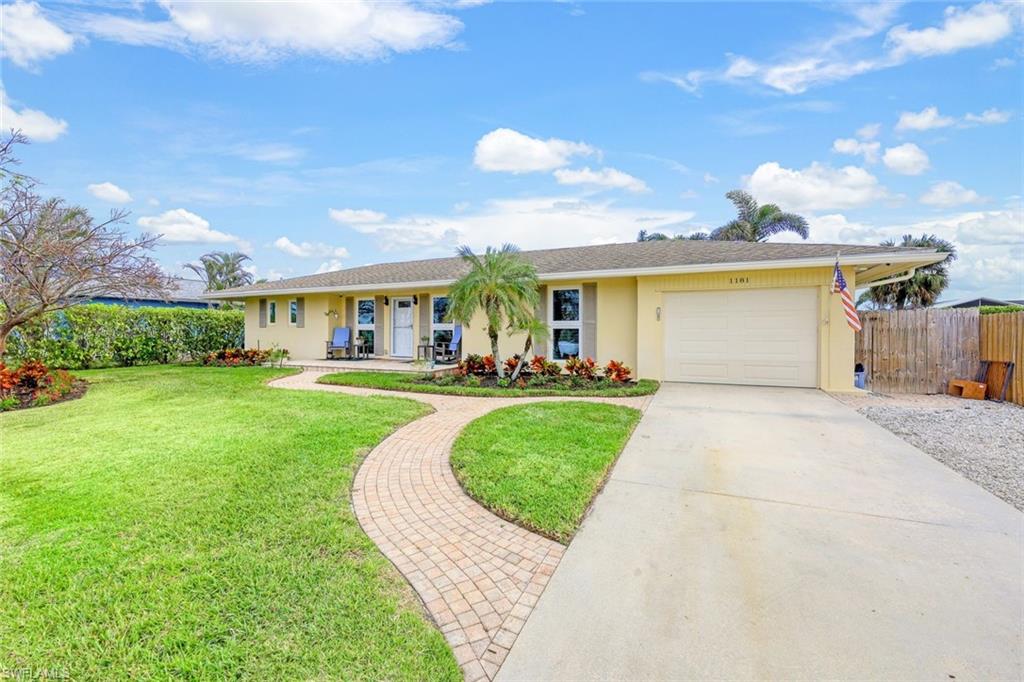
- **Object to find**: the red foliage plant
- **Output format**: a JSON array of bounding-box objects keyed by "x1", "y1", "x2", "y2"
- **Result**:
[
  {"x1": 503, "y1": 354, "x2": 521, "y2": 375},
  {"x1": 603, "y1": 360, "x2": 633, "y2": 383},
  {"x1": 481, "y1": 354, "x2": 496, "y2": 374},
  {"x1": 0, "y1": 363, "x2": 18, "y2": 395},
  {"x1": 564, "y1": 356, "x2": 597, "y2": 380},
  {"x1": 457, "y1": 354, "x2": 485, "y2": 375},
  {"x1": 202, "y1": 348, "x2": 270, "y2": 366}
]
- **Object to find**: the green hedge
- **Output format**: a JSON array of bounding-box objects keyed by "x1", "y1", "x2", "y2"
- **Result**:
[
  {"x1": 980, "y1": 305, "x2": 1024, "y2": 315},
  {"x1": 6, "y1": 305, "x2": 244, "y2": 369}
]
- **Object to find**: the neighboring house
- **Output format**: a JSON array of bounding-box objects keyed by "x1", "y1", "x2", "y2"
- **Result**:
[
  {"x1": 209, "y1": 240, "x2": 945, "y2": 390},
  {"x1": 935, "y1": 296, "x2": 1024, "y2": 308},
  {"x1": 89, "y1": 278, "x2": 217, "y2": 309}
]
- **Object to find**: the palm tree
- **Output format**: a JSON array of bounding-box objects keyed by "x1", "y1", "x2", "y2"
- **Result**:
[
  {"x1": 711, "y1": 190, "x2": 809, "y2": 242},
  {"x1": 508, "y1": 316, "x2": 549, "y2": 381},
  {"x1": 185, "y1": 251, "x2": 254, "y2": 291},
  {"x1": 447, "y1": 244, "x2": 540, "y2": 378},
  {"x1": 857, "y1": 234, "x2": 956, "y2": 309},
  {"x1": 637, "y1": 229, "x2": 669, "y2": 241}
]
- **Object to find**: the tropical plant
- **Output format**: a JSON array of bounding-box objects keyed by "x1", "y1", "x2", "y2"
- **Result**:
[
  {"x1": 446, "y1": 244, "x2": 540, "y2": 378},
  {"x1": 565, "y1": 356, "x2": 597, "y2": 380},
  {"x1": 185, "y1": 251, "x2": 254, "y2": 291},
  {"x1": 856, "y1": 234, "x2": 956, "y2": 309},
  {"x1": 711, "y1": 190, "x2": 809, "y2": 242},
  {"x1": 508, "y1": 316, "x2": 549, "y2": 381},
  {"x1": 603, "y1": 360, "x2": 633, "y2": 383},
  {"x1": 637, "y1": 229, "x2": 669, "y2": 241}
]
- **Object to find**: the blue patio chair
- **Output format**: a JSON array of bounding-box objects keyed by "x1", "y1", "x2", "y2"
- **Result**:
[
  {"x1": 326, "y1": 327, "x2": 351, "y2": 359},
  {"x1": 434, "y1": 325, "x2": 462, "y2": 364}
]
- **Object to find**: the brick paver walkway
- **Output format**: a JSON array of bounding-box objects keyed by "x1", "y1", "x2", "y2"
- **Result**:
[{"x1": 271, "y1": 370, "x2": 651, "y2": 680}]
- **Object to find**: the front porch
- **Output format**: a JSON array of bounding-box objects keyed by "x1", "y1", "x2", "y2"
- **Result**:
[{"x1": 282, "y1": 356, "x2": 456, "y2": 375}]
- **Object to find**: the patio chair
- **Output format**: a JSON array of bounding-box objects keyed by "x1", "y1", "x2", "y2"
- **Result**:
[
  {"x1": 326, "y1": 327, "x2": 351, "y2": 360},
  {"x1": 434, "y1": 325, "x2": 462, "y2": 364}
]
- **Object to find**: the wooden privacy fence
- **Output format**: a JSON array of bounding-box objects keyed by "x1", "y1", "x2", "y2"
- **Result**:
[
  {"x1": 855, "y1": 309, "x2": 1024, "y2": 406},
  {"x1": 980, "y1": 312, "x2": 1024, "y2": 405}
]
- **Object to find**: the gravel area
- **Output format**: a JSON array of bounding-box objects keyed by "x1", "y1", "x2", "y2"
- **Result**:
[{"x1": 834, "y1": 392, "x2": 1024, "y2": 511}]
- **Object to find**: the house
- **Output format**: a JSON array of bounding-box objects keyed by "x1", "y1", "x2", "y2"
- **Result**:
[
  {"x1": 935, "y1": 296, "x2": 1024, "y2": 308},
  {"x1": 89, "y1": 278, "x2": 217, "y2": 309},
  {"x1": 209, "y1": 240, "x2": 947, "y2": 390}
]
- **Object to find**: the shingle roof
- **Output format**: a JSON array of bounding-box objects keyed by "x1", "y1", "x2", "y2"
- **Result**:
[{"x1": 216, "y1": 240, "x2": 937, "y2": 297}]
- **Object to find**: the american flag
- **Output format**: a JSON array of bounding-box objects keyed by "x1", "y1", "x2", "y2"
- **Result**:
[{"x1": 832, "y1": 260, "x2": 862, "y2": 332}]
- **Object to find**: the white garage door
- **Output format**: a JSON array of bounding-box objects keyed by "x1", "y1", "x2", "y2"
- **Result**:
[{"x1": 663, "y1": 288, "x2": 819, "y2": 387}]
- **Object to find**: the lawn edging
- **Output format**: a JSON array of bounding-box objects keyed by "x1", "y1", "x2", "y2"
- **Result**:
[{"x1": 317, "y1": 370, "x2": 660, "y2": 398}]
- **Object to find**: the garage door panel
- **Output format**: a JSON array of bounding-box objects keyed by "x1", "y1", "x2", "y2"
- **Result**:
[{"x1": 664, "y1": 288, "x2": 818, "y2": 388}]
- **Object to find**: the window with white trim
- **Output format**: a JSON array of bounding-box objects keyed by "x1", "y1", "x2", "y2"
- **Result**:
[
  {"x1": 288, "y1": 299, "x2": 298, "y2": 325},
  {"x1": 550, "y1": 288, "x2": 581, "y2": 360},
  {"x1": 432, "y1": 296, "x2": 454, "y2": 345},
  {"x1": 268, "y1": 300, "x2": 277, "y2": 325},
  {"x1": 356, "y1": 299, "x2": 375, "y2": 348}
]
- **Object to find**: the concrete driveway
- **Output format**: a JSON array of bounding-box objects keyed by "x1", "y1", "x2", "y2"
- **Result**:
[{"x1": 497, "y1": 384, "x2": 1023, "y2": 681}]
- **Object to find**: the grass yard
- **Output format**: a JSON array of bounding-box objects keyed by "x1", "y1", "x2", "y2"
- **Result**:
[
  {"x1": 319, "y1": 371, "x2": 660, "y2": 397},
  {"x1": 0, "y1": 365, "x2": 460, "y2": 681},
  {"x1": 450, "y1": 402, "x2": 641, "y2": 543}
]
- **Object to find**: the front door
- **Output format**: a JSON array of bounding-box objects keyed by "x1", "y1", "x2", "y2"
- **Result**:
[{"x1": 391, "y1": 297, "x2": 414, "y2": 357}]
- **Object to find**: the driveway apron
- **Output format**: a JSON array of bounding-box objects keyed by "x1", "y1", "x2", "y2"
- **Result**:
[{"x1": 498, "y1": 383, "x2": 1023, "y2": 681}]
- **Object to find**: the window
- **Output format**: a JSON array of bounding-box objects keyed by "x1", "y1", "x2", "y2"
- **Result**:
[
  {"x1": 356, "y1": 299, "x2": 375, "y2": 348},
  {"x1": 432, "y1": 296, "x2": 454, "y2": 345},
  {"x1": 268, "y1": 300, "x2": 277, "y2": 325},
  {"x1": 288, "y1": 299, "x2": 298, "y2": 325},
  {"x1": 550, "y1": 288, "x2": 581, "y2": 360}
]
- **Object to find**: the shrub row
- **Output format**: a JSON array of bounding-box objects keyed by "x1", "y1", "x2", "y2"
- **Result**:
[
  {"x1": 456, "y1": 353, "x2": 633, "y2": 383},
  {"x1": 5, "y1": 304, "x2": 244, "y2": 369}
]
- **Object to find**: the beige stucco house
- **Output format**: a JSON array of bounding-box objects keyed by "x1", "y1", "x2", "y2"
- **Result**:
[{"x1": 209, "y1": 240, "x2": 946, "y2": 391}]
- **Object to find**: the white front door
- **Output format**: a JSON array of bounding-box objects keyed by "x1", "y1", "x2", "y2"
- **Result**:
[
  {"x1": 662, "y1": 288, "x2": 819, "y2": 387},
  {"x1": 391, "y1": 297, "x2": 414, "y2": 357}
]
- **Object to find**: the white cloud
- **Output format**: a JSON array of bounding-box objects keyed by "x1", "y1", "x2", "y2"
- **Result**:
[
  {"x1": 341, "y1": 195, "x2": 696, "y2": 254},
  {"x1": 647, "y1": 2, "x2": 1019, "y2": 95},
  {"x1": 226, "y1": 142, "x2": 305, "y2": 163},
  {"x1": 896, "y1": 106, "x2": 955, "y2": 131},
  {"x1": 887, "y1": 2, "x2": 1016, "y2": 59},
  {"x1": 0, "y1": 89, "x2": 68, "y2": 142},
  {"x1": 87, "y1": 182, "x2": 133, "y2": 204},
  {"x1": 273, "y1": 236, "x2": 349, "y2": 259},
  {"x1": 883, "y1": 143, "x2": 930, "y2": 175},
  {"x1": 745, "y1": 161, "x2": 888, "y2": 211},
  {"x1": 76, "y1": 0, "x2": 463, "y2": 63},
  {"x1": 315, "y1": 259, "x2": 346, "y2": 274},
  {"x1": 138, "y1": 208, "x2": 249, "y2": 250},
  {"x1": 473, "y1": 128, "x2": 595, "y2": 173},
  {"x1": 856, "y1": 123, "x2": 881, "y2": 140},
  {"x1": 703, "y1": 172, "x2": 719, "y2": 184},
  {"x1": 0, "y1": 1, "x2": 75, "y2": 69},
  {"x1": 990, "y1": 56, "x2": 1016, "y2": 69},
  {"x1": 328, "y1": 208, "x2": 388, "y2": 224},
  {"x1": 832, "y1": 137, "x2": 881, "y2": 163},
  {"x1": 964, "y1": 108, "x2": 1012, "y2": 125},
  {"x1": 954, "y1": 208, "x2": 1024, "y2": 245},
  {"x1": 920, "y1": 181, "x2": 982, "y2": 207},
  {"x1": 553, "y1": 166, "x2": 649, "y2": 193}
]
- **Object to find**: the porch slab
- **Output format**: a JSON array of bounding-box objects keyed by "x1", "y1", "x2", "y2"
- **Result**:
[{"x1": 282, "y1": 357, "x2": 455, "y2": 374}]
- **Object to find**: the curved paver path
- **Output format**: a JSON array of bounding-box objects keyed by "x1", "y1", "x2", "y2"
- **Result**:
[{"x1": 271, "y1": 370, "x2": 652, "y2": 680}]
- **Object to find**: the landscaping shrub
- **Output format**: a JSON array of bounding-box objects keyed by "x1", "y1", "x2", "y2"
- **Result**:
[
  {"x1": 503, "y1": 354, "x2": 521, "y2": 376},
  {"x1": 482, "y1": 354, "x2": 497, "y2": 374},
  {"x1": 565, "y1": 356, "x2": 597, "y2": 379},
  {"x1": 0, "y1": 360, "x2": 83, "y2": 411},
  {"x1": 980, "y1": 305, "x2": 1024, "y2": 315},
  {"x1": 465, "y1": 374, "x2": 482, "y2": 388},
  {"x1": 201, "y1": 348, "x2": 272, "y2": 367},
  {"x1": 457, "y1": 354, "x2": 486, "y2": 376},
  {"x1": 5, "y1": 304, "x2": 244, "y2": 369},
  {"x1": 603, "y1": 360, "x2": 633, "y2": 383}
]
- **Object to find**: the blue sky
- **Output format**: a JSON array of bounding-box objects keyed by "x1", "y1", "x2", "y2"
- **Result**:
[{"x1": 2, "y1": 0, "x2": 1022, "y2": 299}]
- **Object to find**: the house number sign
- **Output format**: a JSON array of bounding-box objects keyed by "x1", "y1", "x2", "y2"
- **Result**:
[{"x1": 729, "y1": 276, "x2": 750, "y2": 284}]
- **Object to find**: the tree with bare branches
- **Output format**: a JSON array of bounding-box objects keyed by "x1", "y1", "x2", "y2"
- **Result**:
[{"x1": 0, "y1": 132, "x2": 172, "y2": 356}]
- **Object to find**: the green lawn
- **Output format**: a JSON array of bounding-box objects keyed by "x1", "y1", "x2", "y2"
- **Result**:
[
  {"x1": 319, "y1": 371, "x2": 660, "y2": 397},
  {"x1": 450, "y1": 402, "x2": 641, "y2": 543},
  {"x1": 0, "y1": 365, "x2": 459, "y2": 681}
]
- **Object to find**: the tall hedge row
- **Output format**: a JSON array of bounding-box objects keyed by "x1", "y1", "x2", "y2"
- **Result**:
[{"x1": 6, "y1": 305, "x2": 244, "y2": 369}]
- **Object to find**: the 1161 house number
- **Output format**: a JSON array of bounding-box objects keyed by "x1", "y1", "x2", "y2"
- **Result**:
[{"x1": 729, "y1": 276, "x2": 750, "y2": 284}]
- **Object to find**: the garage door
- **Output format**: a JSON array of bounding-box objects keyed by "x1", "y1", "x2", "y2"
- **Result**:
[{"x1": 663, "y1": 288, "x2": 818, "y2": 387}]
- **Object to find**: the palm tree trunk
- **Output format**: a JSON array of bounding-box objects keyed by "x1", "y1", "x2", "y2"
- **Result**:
[
  {"x1": 489, "y1": 327, "x2": 503, "y2": 378},
  {"x1": 510, "y1": 335, "x2": 533, "y2": 381}
]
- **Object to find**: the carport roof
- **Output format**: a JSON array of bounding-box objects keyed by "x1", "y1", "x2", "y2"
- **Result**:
[{"x1": 212, "y1": 239, "x2": 944, "y2": 298}]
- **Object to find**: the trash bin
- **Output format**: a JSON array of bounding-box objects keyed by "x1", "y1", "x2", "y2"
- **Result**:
[{"x1": 854, "y1": 362, "x2": 866, "y2": 389}]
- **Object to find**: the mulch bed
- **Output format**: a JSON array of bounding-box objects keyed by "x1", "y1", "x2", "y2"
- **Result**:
[
  {"x1": 414, "y1": 375, "x2": 642, "y2": 391},
  {"x1": 3, "y1": 380, "x2": 89, "y2": 412}
]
